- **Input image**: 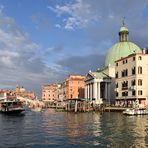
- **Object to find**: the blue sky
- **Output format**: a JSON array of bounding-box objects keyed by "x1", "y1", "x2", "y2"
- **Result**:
[{"x1": 0, "y1": 0, "x2": 148, "y2": 96}]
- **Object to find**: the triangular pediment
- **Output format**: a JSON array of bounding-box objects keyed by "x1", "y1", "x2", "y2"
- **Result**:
[{"x1": 85, "y1": 72, "x2": 95, "y2": 81}]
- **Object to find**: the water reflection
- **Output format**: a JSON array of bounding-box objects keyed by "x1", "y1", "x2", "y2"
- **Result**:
[
  {"x1": 99, "y1": 113, "x2": 148, "y2": 148},
  {"x1": 132, "y1": 116, "x2": 148, "y2": 147},
  {"x1": 0, "y1": 110, "x2": 148, "y2": 147}
]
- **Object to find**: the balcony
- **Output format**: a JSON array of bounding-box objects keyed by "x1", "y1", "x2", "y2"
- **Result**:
[{"x1": 122, "y1": 87, "x2": 128, "y2": 90}]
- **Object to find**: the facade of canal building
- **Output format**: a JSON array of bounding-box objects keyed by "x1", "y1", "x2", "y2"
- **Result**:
[
  {"x1": 85, "y1": 22, "x2": 142, "y2": 105},
  {"x1": 41, "y1": 84, "x2": 60, "y2": 103},
  {"x1": 115, "y1": 51, "x2": 148, "y2": 108},
  {"x1": 41, "y1": 74, "x2": 85, "y2": 103}
]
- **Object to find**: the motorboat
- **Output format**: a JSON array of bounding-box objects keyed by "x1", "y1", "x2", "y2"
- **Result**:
[{"x1": 123, "y1": 108, "x2": 148, "y2": 115}]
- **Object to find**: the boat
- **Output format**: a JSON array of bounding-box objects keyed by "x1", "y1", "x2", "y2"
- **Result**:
[
  {"x1": 0, "y1": 91, "x2": 25, "y2": 115},
  {"x1": 0, "y1": 100, "x2": 25, "y2": 114},
  {"x1": 123, "y1": 108, "x2": 148, "y2": 115}
]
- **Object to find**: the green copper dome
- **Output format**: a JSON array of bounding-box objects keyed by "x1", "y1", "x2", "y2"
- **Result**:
[
  {"x1": 105, "y1": 24, "x2": 142, "y2": 67},
  {"x1": 105, "y1": 42, "x2": 141, "y2": 66}
]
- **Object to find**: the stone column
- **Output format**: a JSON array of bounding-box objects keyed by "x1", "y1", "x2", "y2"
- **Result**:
[
  {"x1": 97, "y1": 82, "x2": 100, "y2": 101},
  {"x1": 93, "y1": 82, "x2": 97, "y2": 100},
  {"x1": 75, "y1": 100, "x2": 78, "y2": 112},
  {"x1": 108, "y1": 83, "x2": 111, "y2": 105},
  {"x1": 85, "y1": 85, "x2": 87, "y2": 98},
  {"x1": 88, "y1": 84, "x2": 90, "y2": 99},
  {"x1": 105, "y1": 82, "x2": 108, "y2": 100},
  {"x1": 90, "y1": 83, "x2": 92, "y2": 99}
]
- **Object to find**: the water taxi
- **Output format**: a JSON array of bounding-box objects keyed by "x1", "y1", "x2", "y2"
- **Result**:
[
  {"x1": 0, "y1": 91, "x2": 25, "y2": 114},
  {"x1": 0, "y1": 100, "x2": 25, "y2": 114}
]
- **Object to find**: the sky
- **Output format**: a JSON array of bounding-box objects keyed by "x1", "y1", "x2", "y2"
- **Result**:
[{"x1": 0, "y1": 0, "x2": 148, "y2": 96}]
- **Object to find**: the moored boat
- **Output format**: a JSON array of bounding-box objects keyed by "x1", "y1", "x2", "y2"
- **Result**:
[{"x1": 123, "y1": 108, "x2": 148, "y2": 115}]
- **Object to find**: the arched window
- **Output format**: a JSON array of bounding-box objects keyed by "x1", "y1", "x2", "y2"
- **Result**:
[
  {"x1": 138, "y1": 66, "x2": 142, "y2": 74},
  {"x1": 138, "y1": 79, "x2": 142, "y2": 86},
  {"x1": 138, "y1": 90, "x2": 142, "y2": 95},
  {"x1": 138, "y1": 56, "x2": 142, "y2": 60}
]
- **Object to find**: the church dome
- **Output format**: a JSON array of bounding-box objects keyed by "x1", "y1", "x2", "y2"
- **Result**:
[{"x1": 105, "y1": 23, "x2": 141, "y2": 67}]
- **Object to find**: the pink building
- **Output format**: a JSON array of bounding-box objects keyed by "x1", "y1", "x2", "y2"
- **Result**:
[{"x1": 41, "y1": 84, "x2": 60, "y2": 102}]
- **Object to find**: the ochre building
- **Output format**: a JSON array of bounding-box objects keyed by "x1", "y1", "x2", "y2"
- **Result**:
[{"x1": 65, "y1": 74, "x2": 85, "y2": 99}]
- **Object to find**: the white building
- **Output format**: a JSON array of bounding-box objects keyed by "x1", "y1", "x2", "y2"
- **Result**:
[
  {"x1": 115, "y1": 51, "x2": 148, "y2": 108},
  {"x1": 85, "y1": 66, "x2": 115, "y2": 104}
]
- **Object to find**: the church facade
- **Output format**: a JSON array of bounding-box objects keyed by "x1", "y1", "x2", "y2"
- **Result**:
[{"x1": 85, "y1": 22, "x2": 142, "y2": 105}]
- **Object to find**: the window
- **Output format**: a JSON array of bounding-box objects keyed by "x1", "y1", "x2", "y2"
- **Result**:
[
  {"x1": 116, "y1": 92, "x2": 118, "y2": 97},
  {"x1": 121, "y1": 69, "x2": 128, "y2": 77},
  {"x1": 126, "y1": 81, "x2": 128, "y2": 87},
  {"x1": 116, "y1": 63, "x2": 118, "y2": 66},
  {"x1": 122, "y1": 91, "x2": 128, "y2": 96},
  {"x1": 138, "y1": 90, "x2": 142, "y2": 95},
  {"x1": 116, "y1": 83, "x2": 118, "y2": 88},
  {"x1": 122, "y1": 92, "x2": 124, "y2": 96},
  {"x1": 126, "y1": 59, "x2": 128, "y2": 63},
  {"x1": 132, "y1": 90, "x2": 136, "y2": 96},
  {"x1": 122, "y1": 81, "x2": 128, "y2": 89},
  {"x1": 138, "y1": 66, "x2": 142, "y2": 74},
  {"x1": 115, "y1": 72, "x2": 118, "y2": 78},
  {"x1": 123, "y1": 60, "x2": 125, "y2": 64},
  {"x1": 131, "y1": 80, "x2": 136, "y2": 86},
  {"x1": 133, "y1": 57, "x2": 135, "y2": 61},
  {"x1": 122, "y1": 71, "x2": 124, "y2": 77},
  {"x1": 132, "y1": 67, "x2": 136, "y2": 75},
  {"x1": 138, "y1": 56, "x2": 142, "y2": 60},
  {"x1": 125, "y1": 69, "x2": 128, "y2": 76},
  {"x1": 138, "y1": 79, "x2": 142, "y2": 86}
]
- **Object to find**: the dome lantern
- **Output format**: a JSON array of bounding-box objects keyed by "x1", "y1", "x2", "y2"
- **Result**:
[{"x1": 119, "y1": 20, "x2": 129, "y2": 42}]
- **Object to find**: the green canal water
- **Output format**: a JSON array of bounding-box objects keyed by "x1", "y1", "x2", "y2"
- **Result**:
[{"x1": 0, "y1": 109, "x2": 148, "y2": 147}]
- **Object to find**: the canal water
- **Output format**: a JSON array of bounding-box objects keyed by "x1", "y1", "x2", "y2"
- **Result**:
[{"x1": 0, "y1": 109, "x2": 148, "y2": 148}]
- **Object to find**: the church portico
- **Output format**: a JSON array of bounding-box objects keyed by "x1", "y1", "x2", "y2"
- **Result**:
[{"x1": 85, "y1": 71, "x2": 112, "y2": 104}]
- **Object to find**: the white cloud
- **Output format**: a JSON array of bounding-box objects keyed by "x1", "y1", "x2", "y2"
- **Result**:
[
  {"x1": 48, "y1": 0, "x2": 98, "y2": 30},
  {"x1": 55, "y1": 24, "x2": 61, "y2": 29},
  {"x1": 48, "y1": 0, "x2": 148, "y2": 32},
  {"x1": 0, "y1": 9, "x2": 65, "y2": 95}
]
